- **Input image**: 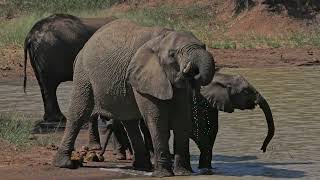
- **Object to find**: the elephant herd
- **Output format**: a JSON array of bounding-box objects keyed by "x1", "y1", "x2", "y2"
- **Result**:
[{"x1": 23, "y1": 14, "x2": 275, "y2": 177}]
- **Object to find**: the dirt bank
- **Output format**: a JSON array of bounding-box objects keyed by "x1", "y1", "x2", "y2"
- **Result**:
[
  {"x1": 212, "y1": 48, "x2": 320, "y2": 68},
  {"x1": 1, "y1": 47, "x2": 319, "y2": 81}
]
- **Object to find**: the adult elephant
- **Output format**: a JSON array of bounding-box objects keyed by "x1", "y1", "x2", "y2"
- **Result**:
[
  {"x1": 52, "y1": 19, "x2": 215, "y2": 177},
  {"x1": 24, "y1": 13, "x2": 116, "y2": 122},
  {"x1": 191, "y1": 72, "x2": 275, "y2": 169}
]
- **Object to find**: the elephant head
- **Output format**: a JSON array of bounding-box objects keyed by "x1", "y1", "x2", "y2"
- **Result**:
[
  {"x1": 127, "y1": 31, "x2": 215, "y2": 100},
  {"x1": 201, "y1": 73, "x2": 275, "y2": 152}
]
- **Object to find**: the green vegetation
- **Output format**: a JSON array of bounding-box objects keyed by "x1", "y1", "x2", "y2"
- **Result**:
[
  {"x1": 0, "y1": 14, "x2": 43, "y2": 47},
  {"x1": 0, "y1": 0, "x2": 119, "y2": 17},
  {"x1": 121, "y1": 4, "x2": 215, "y2": 46},
  {"x1": 0, "y1": 113, "x2": 34, "y2": 148},
  {"x1": 0, "y1": 0, "x2": 319, "y2": 49},
  {"x1": 0, "y1": 113, "x2": 60, "y2": 149},
  {"x1": 122, "y1": 4, "x2": 214, "y2": 28},
  {"x1": 0, "y1": 0, "x2": 122, "y2": 47}
]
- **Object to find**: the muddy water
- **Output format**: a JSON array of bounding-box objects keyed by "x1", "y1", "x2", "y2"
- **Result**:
[{"x1": 0, "y1": 67, "x2": 320, "y2": 179}]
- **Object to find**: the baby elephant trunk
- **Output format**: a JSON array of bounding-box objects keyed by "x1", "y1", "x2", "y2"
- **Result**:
[{"x1": 256, "y1": 94, "x2": 275, "y2": 152}]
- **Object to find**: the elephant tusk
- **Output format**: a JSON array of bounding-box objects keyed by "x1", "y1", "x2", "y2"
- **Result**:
[
  {"x1": 175, "y1": 62, "x2": 193, "y2": 83},
  {"x1": 183, "y1": 62, "x2": 193, "y2": 74}
]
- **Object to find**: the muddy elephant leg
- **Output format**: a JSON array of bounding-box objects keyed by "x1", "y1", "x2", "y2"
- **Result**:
[
  {"x1": 133, "y1": 91, "x2": 173, "y2": 177},
  {"x1": 87, "y1": 117, "x2": 102, "y2": 150},
  {"x1": 198, "y1": 109, "x2": 218, "y2": 169},
  {"x1": 52, "y1": 67, "x2": 93, "y2": 168},
  {"x1": 171, "y1": 89, "x2": 193, "y2": 175},
  {"x1": 121, "y1": 120, "x2": 152, "y2": 171}
]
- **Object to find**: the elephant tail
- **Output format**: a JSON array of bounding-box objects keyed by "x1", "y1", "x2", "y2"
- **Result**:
[{"x1": 23, "y1": 37, "x2": 31, "y2": 93}]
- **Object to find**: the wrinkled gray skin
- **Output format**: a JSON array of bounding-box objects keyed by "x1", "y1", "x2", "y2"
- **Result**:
[
  {"x1": 24, "y1": 14, "x2": 116, "y2": 123},
  {"x1": 52, "y1": 19, "x2": 215, "y2": 177},
  {"x1": 191, "y1": 72, "x2": 275, "y2": 169}
]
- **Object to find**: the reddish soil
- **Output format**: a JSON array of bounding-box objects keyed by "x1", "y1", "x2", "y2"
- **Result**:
[
  {"x1": 1, "y1": 47, "x2": 319, "y2": 81},
  {"x1": 0, "y1": 131, "x2": 136, "y2": 179},
  {"x1": 211, "y1": 48, "x2": 320, "y2": 68},
  {"x1": 215, "y1": 0, "x2": 311, "y2": 37}
]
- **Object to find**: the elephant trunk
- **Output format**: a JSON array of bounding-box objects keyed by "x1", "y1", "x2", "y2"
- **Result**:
[
  {"x1": 256, "y1": 94, "x2": 275, "y2": 152},
  {"x1": 184, "y1": 49, "x2": 215, "y2": 86}
]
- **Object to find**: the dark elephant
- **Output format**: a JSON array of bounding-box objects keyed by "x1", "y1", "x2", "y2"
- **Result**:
[
  {"x1": 191, "y1": 72, "x2": 275, "y2": 169},
  {"x1": 52, "y1": 19, "x2": 215, "y2": 177},
  {"x1": 24, "y1": 13, "x2": 116, "y2": 122}
]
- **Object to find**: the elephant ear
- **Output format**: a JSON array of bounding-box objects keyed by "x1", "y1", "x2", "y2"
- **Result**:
[
  {"x1": 201, "y1": 82, "x2": 234, "y2": 113},
  {"x1": 126, "y1": 37, "x2": 173, "y2": 100}
]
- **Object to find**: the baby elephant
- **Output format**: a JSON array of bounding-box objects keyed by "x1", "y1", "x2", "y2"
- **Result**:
[
  {"x1": 191, "y1": 72, "x2": 275, "y2": 169},
  {"x1": 98, "y1": 72, "x2": 275, "y2": 171}
]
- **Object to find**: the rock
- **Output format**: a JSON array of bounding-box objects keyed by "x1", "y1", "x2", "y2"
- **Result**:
[
  {"x1": 84, "y1": 151, "x2": 99, "y2": 162},
  {"x1": 46, "y1": 144, "x2": 59, "y2": 151}
]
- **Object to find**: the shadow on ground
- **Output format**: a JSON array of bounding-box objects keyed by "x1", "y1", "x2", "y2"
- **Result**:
[{"x1": 191, "y1": 154, "x2": 309, "y2": 178}]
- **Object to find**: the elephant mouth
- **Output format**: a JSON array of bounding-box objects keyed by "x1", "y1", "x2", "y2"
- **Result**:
[
  {"x1": 245, "y1": 102, "x2": 256, "y2": 110},
  {"x1": 175, "y1": 62, "x2": 199, "y2": 82}
]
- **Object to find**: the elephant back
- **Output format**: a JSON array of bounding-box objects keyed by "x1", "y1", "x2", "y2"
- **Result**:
[{"x1": 79, "y1": 19, "x2": 168, "y2": 97}]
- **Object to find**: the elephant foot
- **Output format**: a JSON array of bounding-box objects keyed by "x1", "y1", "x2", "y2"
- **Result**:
[
  {"x1": 173, "y1": 155, "x2": 193, "y2": 176},
  {"x1": 44, "y1": 113, "x2": 66, "y2": 123},
  {"x1": 198, "y1": 151, "x2": 213, "y2": 170},
  {"x1": 198, "y1": 164, "x2": 213, "y2": 170},
  {"x1": 173, "y1": 167, "x2": 193, "y2": 176},
  {"x1": 132, "y1": 160, "x2": 152, "y2": 171},
  {"x1": 197, "y1": 168, "x2": 214, "y2": 175},
  {"x1": 152, "y1": 167, "x2": 174, "y2": 177},
  {"x1": 53, "y1": 151, "x2": 80, "y2": 169},
  {"x1": 132, "y1": 154, "x2": 152, "y2": 171}
]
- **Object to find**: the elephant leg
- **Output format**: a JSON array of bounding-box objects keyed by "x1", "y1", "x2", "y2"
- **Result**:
[
  {"x1": 134, "y1": 91, "x2": 173, "y2": 177},
  {"x1": 171, "y1": 90, "x2": 193, "y2": 175},
  {"x1": 38, "y1": 79, "x2": 66, "y2": 122},
  {"x1": 100, "y1": 119, "x2": 114, "y2": 156},
  {"x1": 87, "y1": 117, "x2": 102, "y2": 150},
  {"x1": 112, "y1": 120, "x2": 129, "y2": 160},
  {"x1": 140, "y1": 119, "x2": 154, "y2": 155},
  {"x1": 121, "y1": 120, "x2": 152, "y2": 171},
  {"x1": 199, "y1": 109, "x2": 218, "y2": 169},
  {"x1": 44, "y1": 82, "x2": 66, "y2": 122},
  {"x1": 29, "y1": 57, "x2": 65, "y2": 123},
  {"x1": 52, "y1": 68, "x2": 93, "y2": 169}
]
